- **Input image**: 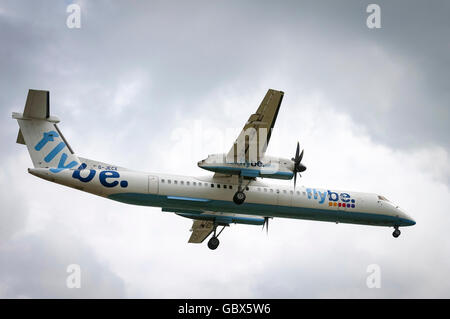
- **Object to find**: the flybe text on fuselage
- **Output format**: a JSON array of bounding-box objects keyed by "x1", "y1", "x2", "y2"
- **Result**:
[
  {"x1": 72, "y1": 163, "x2": 129, "y2": 188},
  {"x1": 306, "y1": 188, "x2": 357, "y2": 208},
  {"x1": 232, "y1": 161, "x2": 270, "y2": 168}
]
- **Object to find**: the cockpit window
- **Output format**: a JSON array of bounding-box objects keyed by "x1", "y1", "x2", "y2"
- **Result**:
[{"x1": 377, "y1": 195, "x2": 390, "y2": 202}]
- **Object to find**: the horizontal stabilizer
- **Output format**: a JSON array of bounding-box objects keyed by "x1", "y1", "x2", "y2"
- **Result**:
[{"x1": 16, "y1": 129, "x2": 25, "y2": 145}]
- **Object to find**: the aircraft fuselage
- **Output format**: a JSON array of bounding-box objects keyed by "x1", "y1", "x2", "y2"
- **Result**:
[{"x1": 28, "y1": 166, "x2": 415, "y2": 228}]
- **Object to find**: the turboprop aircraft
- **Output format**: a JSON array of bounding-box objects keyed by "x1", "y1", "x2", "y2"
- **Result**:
[{"x1": 13, "y1": 89, "x2": 415, "y2": 250}]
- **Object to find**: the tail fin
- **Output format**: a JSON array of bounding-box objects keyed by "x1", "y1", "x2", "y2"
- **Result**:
[{"x1": 12, "y1": 89, "x2": 81, "y2": 172}]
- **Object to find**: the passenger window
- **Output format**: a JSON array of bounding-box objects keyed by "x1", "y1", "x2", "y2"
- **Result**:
[
  {"x1": 174, "y1": 180, "x2": 178, "y2": 184},
  {"x1": 223, "y1": 185, "x2": 227, "y2": 189},
  {"x1": 186, "y1": 181, "x2": 190, "y2": 186},
  {"x1": 180, "y1": 181, "x2": 184, "y2": 185},
  {"x1": 264, "y1": 188, "x2": 267, "y2": 192},
  {"x1": 211, "y1": 184, "x2": 214, "y2": 188},
  {"x1": 270, "y1": 189, "x2": 273, "y2": 193},
  {"x1": 257, "y1": 187, "x2": 261, "y2": 192},
  {"x1": 193, "y1": 182, "x2": 196, "y2": 186},
  {"x1": 229, "y1": 186, "x2": 232, "y2": 190},
  {"x1": 217, "y1": 184, "x2": 221, "y2": 188},
  {"x1": 161, "y1": 179, "x2": 165, "y2": 183}
]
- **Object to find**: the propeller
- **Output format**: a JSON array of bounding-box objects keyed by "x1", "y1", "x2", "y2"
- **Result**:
[
  {"x1": 291, "y1": 141, "x2": 307, "y2": 189},
  {"x1": 262, "y1": 217, "x2": 272, "y2": 235}
]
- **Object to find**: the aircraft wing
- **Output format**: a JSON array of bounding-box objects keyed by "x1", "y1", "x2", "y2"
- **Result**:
[
  {"x1": 163, "y1": 207, "x2": 267, "y2": 243},
  {"x1": 225, "y1": 89, "x2": 284, "y2": 164},
  {"x1": 188, "y1": 220, "x2": 215, "y2": 243}
]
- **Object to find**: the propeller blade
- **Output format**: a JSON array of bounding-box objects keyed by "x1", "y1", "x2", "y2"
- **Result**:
[
  {"x1": 294, "y1": 172, "x2": 297, "y2": 189},
  {"x1": 262, "y1": 217, "x2": 270, "y2": 235},
  {"x1": 298, "y1": 149, "x2": 304, "y2": 162},
  {"x1": 292, "y1": 141, "x2": 306, "y2": 188}
]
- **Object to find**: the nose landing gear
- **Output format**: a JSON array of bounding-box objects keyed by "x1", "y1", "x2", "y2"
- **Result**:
[{"x1": 392, "y1": 226, "x2": 401, "y2": 238}]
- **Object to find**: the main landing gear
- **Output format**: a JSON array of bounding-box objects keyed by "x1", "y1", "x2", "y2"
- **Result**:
[
  {"x1": 392, "y1": 226, "x2": 401, "y2": 238},
  {"x1": 233, "y1": 175, "x2": 250, "y2": 205},
  {"x1": 207, "y1": 224, "x2": 227, "y2": 250},
  {"x1": 233, "y1": 191, "x2": 246, "y2": 205}
]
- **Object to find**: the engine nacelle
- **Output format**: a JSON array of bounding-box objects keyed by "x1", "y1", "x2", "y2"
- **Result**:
[
  {"x1": 176, "y1": 212, "x2": 265, "y2": 226},
  {"x1": 197, "y1": 153, "x2": 294, "y2": 180}
]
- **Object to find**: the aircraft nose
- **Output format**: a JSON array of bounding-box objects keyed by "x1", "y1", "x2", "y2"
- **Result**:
[
  {"x1": 397, "y1": 208, "x2": 416, "y2": 226},
  {"x1": 408, "y1": 216, "x2": 416, "y2": 226}
]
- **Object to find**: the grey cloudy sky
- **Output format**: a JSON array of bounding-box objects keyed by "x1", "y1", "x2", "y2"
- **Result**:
[{"x1": 0, "y1": 0, "x2": 449, "y2": 298}]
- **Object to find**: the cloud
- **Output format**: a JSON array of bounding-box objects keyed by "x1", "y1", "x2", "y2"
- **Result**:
[
  {"x1": 0, "y1": 151, "x2": 126, "y2": 298},
  {"x1": 0, "y1": 154, "x2": 30, "y2": 241},
  {"x1": 0, "y1": 229, "x2": 126, "y2": 298}
]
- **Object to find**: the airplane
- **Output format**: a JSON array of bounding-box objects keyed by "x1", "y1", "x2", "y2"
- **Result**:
[{"x1": 12, "y1": 89, "x2": 416, "y2": 250}]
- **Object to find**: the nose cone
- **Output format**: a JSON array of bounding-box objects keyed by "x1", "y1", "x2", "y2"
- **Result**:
[
  {"x1": 397, "y1": 208, "x2": 416, "y2": 226},
  {"x1": 405, "y1": 216, "x2": 416, "y2": 226},
  {"x1": 197, "y1": 158, "x2": 206, "y2": 167}
]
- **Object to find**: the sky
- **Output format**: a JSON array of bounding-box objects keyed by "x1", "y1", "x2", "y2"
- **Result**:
[{"x1": 0, "y1": 0, "x2": 449, "y2": 298}]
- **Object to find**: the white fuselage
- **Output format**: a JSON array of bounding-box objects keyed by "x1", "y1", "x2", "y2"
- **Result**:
[{"x1": 28, "y1": 165, "x2": 416, "y2": 228}]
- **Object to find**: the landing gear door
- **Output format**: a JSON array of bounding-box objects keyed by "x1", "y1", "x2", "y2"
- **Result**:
[{"x1": 148, "y1": 175, "x2": 159, "y2": 194}]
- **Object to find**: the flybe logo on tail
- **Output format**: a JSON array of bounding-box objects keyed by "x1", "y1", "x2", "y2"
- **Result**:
[
  {"x1": 35, "y1": 131, "x2": 128, "y2": 188},
  {"x1": 306, "y1": 188, "x2": 356, "y2": 208},
  {"x1": 34, "y1": 131, "x2": 78, "y2": 173}
]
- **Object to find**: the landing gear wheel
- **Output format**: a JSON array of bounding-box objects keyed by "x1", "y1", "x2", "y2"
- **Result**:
[
  {"x1": 393, "y1": 227, "x2": 401, "y2": 238},
  {"x1": 233, "y1": 191, "x2": 246, "y2": 205},
  {"x1": 208, "y1": 236, "x2": 220, "y2": 250}
]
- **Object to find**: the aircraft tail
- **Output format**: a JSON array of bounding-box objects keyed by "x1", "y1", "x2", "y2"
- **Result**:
[{"x1": 12, "y1": 89, "x2": 81, "y2": 172}]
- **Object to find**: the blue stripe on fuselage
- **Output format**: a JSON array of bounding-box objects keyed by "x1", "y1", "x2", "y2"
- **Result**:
[{"x1": 167, "y1": 196, "x2": 211, "y2": 202}]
